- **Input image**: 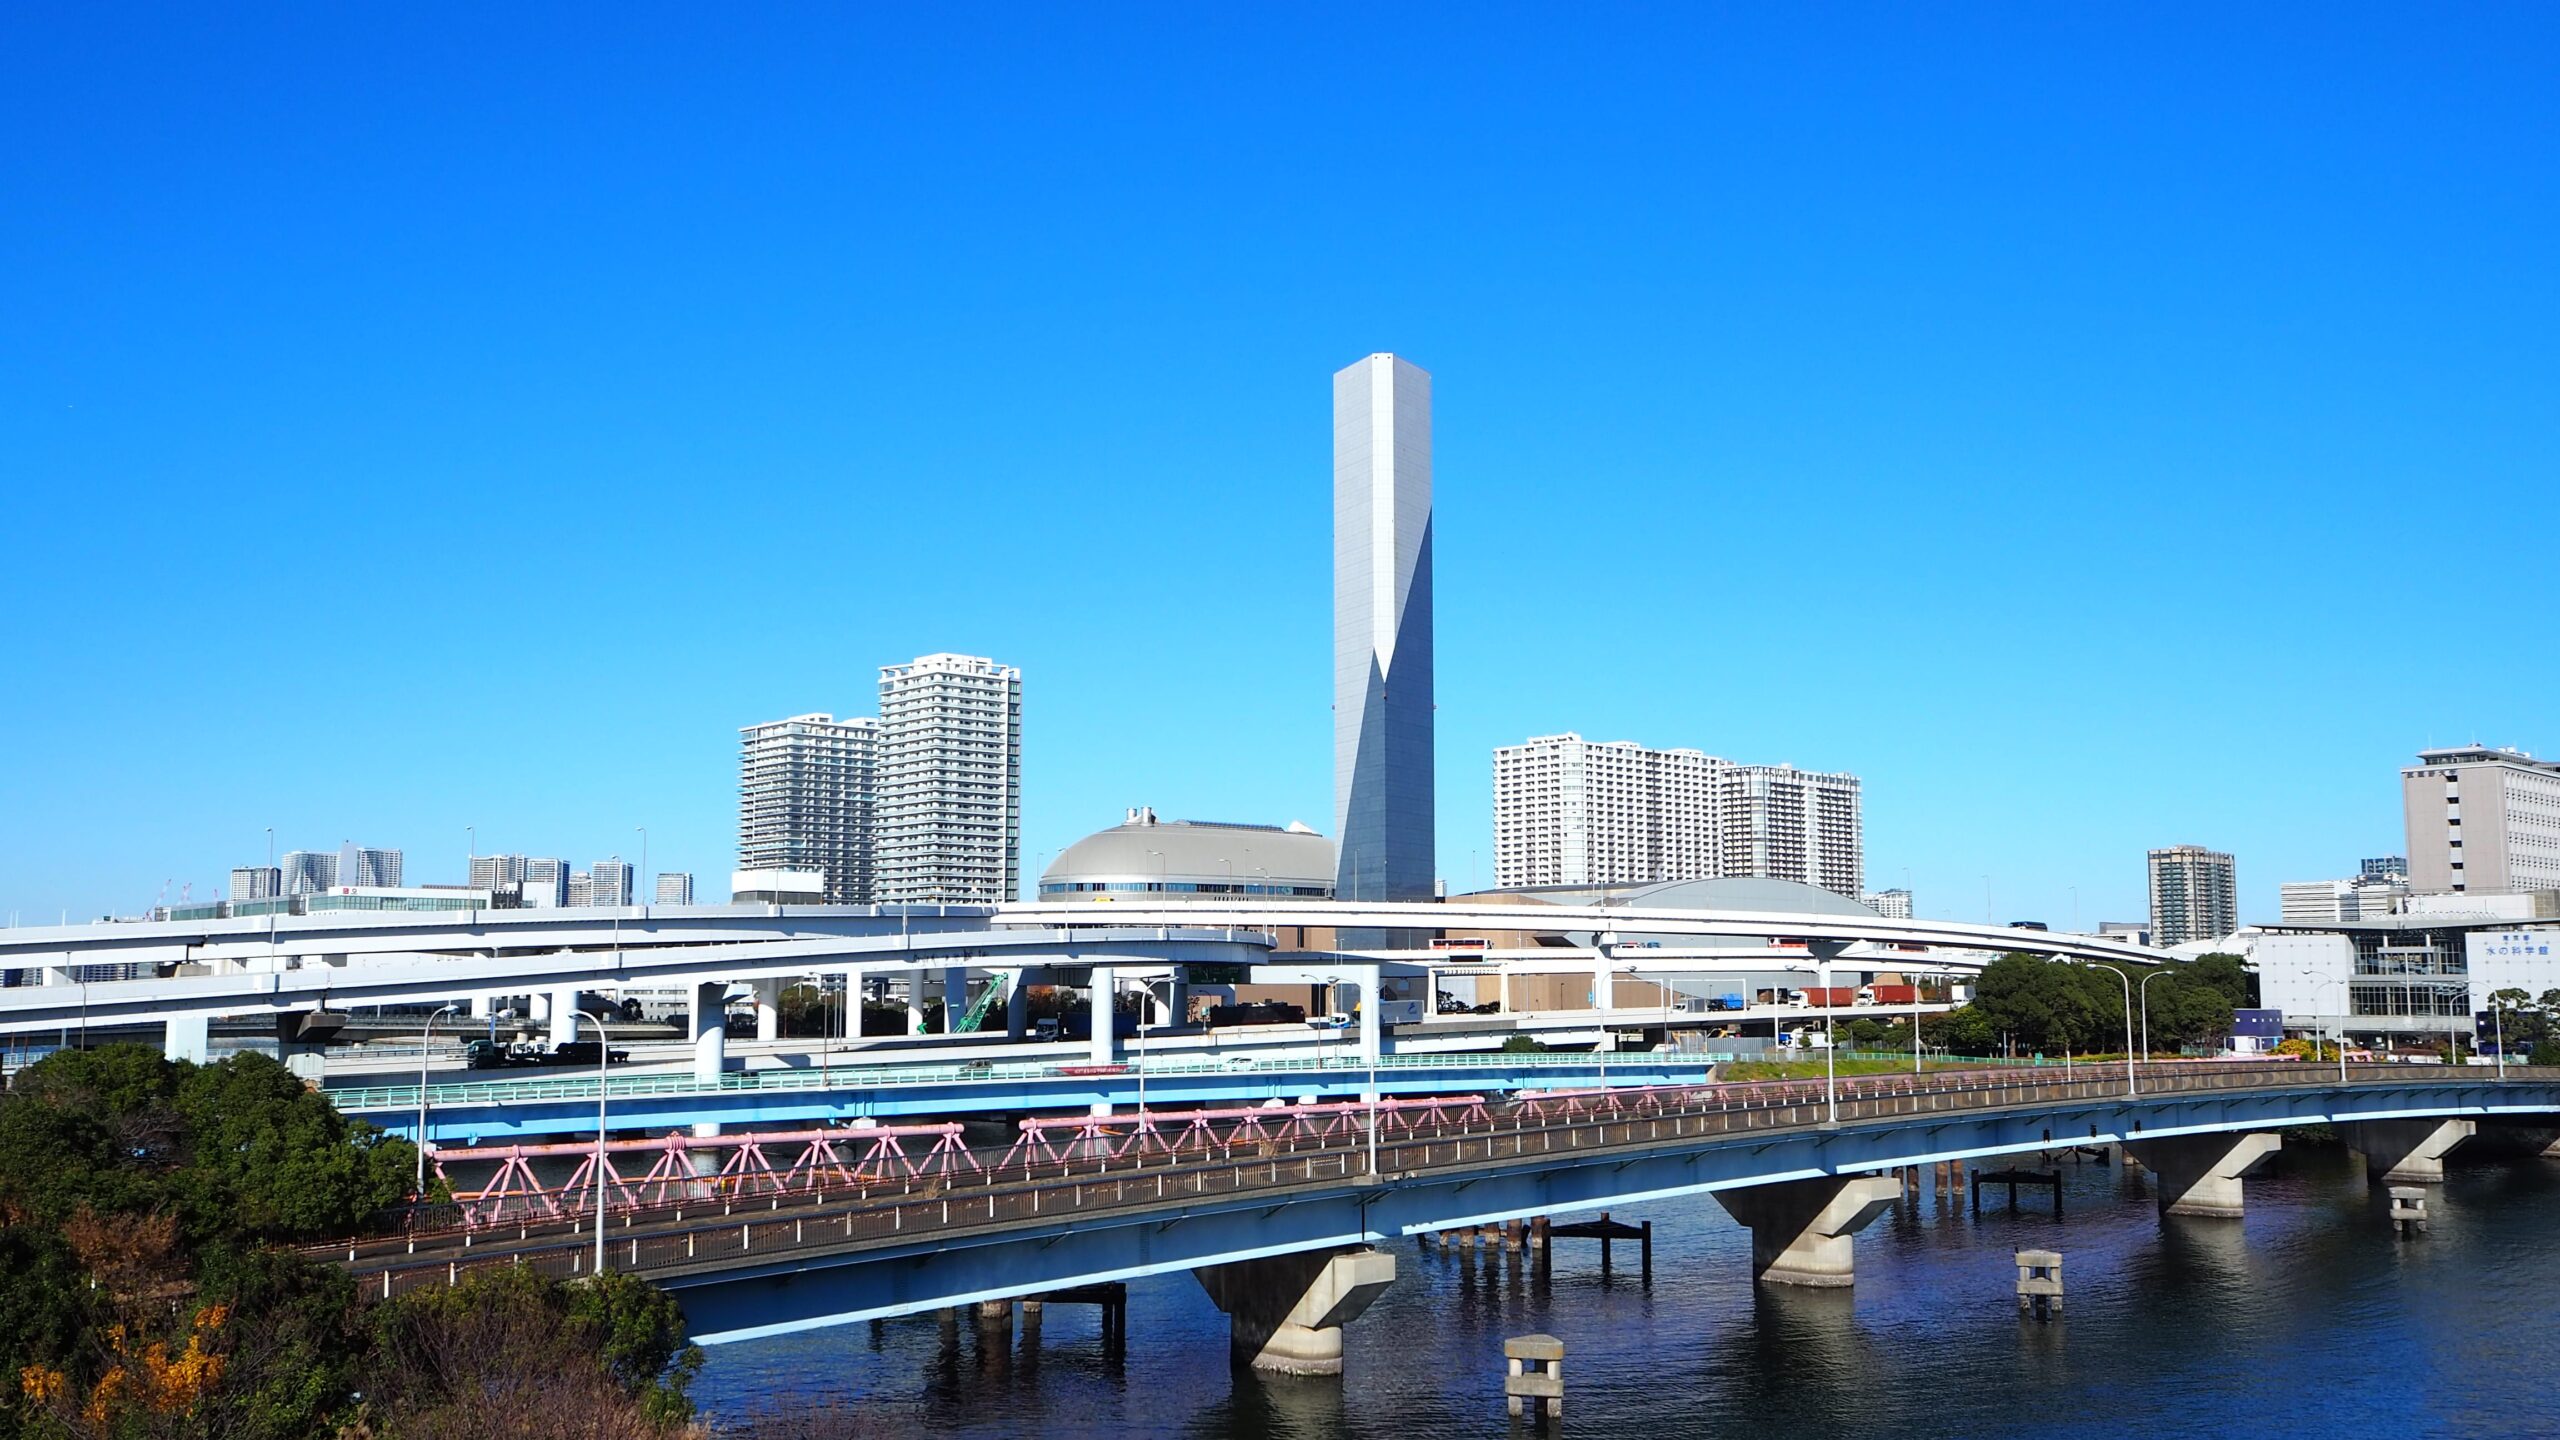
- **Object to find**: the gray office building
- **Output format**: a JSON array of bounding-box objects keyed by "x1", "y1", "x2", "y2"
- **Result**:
[
  {"x1": 229, "y1": 866, "x2": 281, "y2": 902},
  {"x1": 279, "y1": 850, "x2": 338, "y2": 895},
  {"x1": 1333, "y1": 353, "x2": 1435, "y2": 904}
]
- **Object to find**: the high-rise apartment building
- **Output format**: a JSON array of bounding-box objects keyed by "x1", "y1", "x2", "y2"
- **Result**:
[
  {"x1": 1493, "y1": 734, "x2": 1723, "y2": 888},
  {"x1": 566, "y1": 873, "x2": 594, "y2": 908},
  {"x1": 229, "y1": 866, "x2": 280, "y2": 902},
  {"x1": 1334, "y1": 353, "x2": 1435, "y2": 904},
  {"x1": 587, "y1": 859, "x2": 634, "y2": 908},
  {"x1": 469, "y1": 854, "x2": 527, "y2": 893},
  {"x1": 2148, "y1": 845, "x2": 2238, "y2": 947},
  {"x1": 279, "y1": 850, "x2": 337, "y2": 895},
  {"x1": 2402, "y1": 746, "x2": 2560, "y2": 895},
  {"x1": 337, "y1": 844, "x2": 402, "y2": 889},
  {"x1": 1490, "y1": 734, "x2": 1864, "y2": 897},
  {"x1": 1722, "y1": 764, "x2": 1865, "y2": 898},
  {"x1": 738, "y1": 713, "x2": 880, "y2": 904},
  {"x1": 520, "y1": 857, "x2": 569, "y2": 909},
  {"x1": 655, "y1": 872, "x2": 694, "y2": 905},
  {"x1": 1863, "y1": 888, "x2": 1914, "y2": 919},
  {"x1": 877, "y1": 654, "x2": 1022, "y2": 904}
]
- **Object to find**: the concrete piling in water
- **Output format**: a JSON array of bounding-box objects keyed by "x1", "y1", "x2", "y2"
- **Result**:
[
  {"x1": 1503, "y1": 1334, "x2": 1565, "y2": 1421},
  {"x1": 2015, "y1": 1250, "x2": 2062, "y2": 1321},
  {"x1": 2389, "y1": 1187, "x2": 2429, "y2": 1238}
]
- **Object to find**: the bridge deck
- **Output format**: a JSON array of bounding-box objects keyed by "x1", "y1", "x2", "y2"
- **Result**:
[{"x1": 330, "y1": 1061, "x2": 2560, "y2": 1312}]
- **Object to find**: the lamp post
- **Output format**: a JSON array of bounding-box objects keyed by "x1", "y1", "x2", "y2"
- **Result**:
[
  {"x1": 1819, "y1": 956, "x2": 1837, "y2": 1123},
  {"x1": 2494, "y1": 1001, "x2": 2508, "y2": 1081},
  {"x1": 2139, "y1": 967, "x2": 2173, "y2": 1068},
  {"x1": 1135, "y1": 1009, "x2": 1150, "y2": 1154},
  {"x1": 2094, "y1": 964, "x2": 2135, "y2": 1095},
  {"x1": 414, "y1": 1004, "x2": 458, "y2": 1192},
  {"x1": 593, "y1": 1016, "x2": 610, "y2": 1277},
  {"x1": 2297, "y1": 968, "x2": 2349, "y2": 1083}
]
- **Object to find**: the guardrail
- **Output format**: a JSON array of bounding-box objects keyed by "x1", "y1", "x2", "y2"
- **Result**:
[
  {"x1": 331, "y1": 1061, "x2": 2557, "y2": 1300},
  {"x1": 324, "y1": 1046, "x2": 1735, "y2": 1113}
]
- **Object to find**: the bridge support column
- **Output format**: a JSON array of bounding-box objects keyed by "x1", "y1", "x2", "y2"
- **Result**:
[
  {"x1": 1714, "y1": 1175, "x2": 1901, "y2": 1287},
  {"x1": 548, "y1": 987, "x2": 583, "y2": 1047},
  {"x1": 1006, "y1": 967, "x2": 1034, "y2": 1041},
  {"x1": 943, "y1": 967, "x2": 966, "y2": 1032},
  {"x1": 162, "y1": 1013, "x2": 210, "y2": 1064},
  {"x1": 2123, "y1": 1132, "x2": 2281, "y2": 1217},
  {"x1": 1089, "y1": 965, "x2": 1117, "y2": 1066},
  {"x1": 2343, "y1": 1118, "x2": 2477, "y2": 1185},
  {"x1": 753, "y1": 980, "x2": 781, "y2": 1043},
  {"x1": 690, "y1": 981, "x2": 726, "y2": 1087},
  {"x1": 905, "y1": 970, "x2": 927, "y2": 1036},
  {"x1": 470, "y1": 995, "x2": 491, "y2": 1020},
  {"x1": 1195, "y1": 1248, "x2": 1397, "y2": 1376}
]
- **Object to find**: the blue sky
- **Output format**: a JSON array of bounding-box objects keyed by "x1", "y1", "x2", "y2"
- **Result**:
[{"x1": 3, "y1": 6, "x2": 2553, "y2": 926}]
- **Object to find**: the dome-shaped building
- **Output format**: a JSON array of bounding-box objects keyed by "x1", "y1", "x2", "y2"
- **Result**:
[{"x1": 1039, "y1": 807, "x2": 1335, "y2": 903}]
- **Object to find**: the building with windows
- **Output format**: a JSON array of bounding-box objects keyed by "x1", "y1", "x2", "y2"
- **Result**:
[
  {"x1": 1493, "y1": 734, "x2": 1863, "y2": 897},
  {"x1": 739, "y1": 713, "x2": 880, "y2": 905},
  {"x1": 876, "y1": 654, "x2": 1021, "y2": 904},
  {"x1": 2362, "y1": 856, "x2": 2409, "y2": 882},
  {"x1": 586, "y1": 859, "x2": 634, "y2": 908},
  {"x1": 2280, "y1": 875, "x2": 2410, "y2": 925},
  {"x1": 279, "y1": 850, "x2": 338, "y2": 895},
  {"x1": 655, "y1": 872, "x2": 694, "y2": 905},
  {"x1": 229, "y1": 866, "x2": 280, "y2": 903},
  {"x1": 337, "y1": 844, "x2": 402, "y2": 889},
  {"x1": 1724, "y1": 764, "x2": 1864, "y2": 898},
  {"x1": 1494, "y1": 734, "x2": 1723, "y2": 889},
  {"x1": 1862, "y1": 888, "x2": 1914, "y2": 920},
  {"x1": 1040, "y1": 809, "x2": 1334, "y2": 903},
  {"x1": 304, "y1": 886, "x2": 490, "y2": 914},
  {"x1": 2403, "y1": 746, "x2": 2560, "y2": 896},
  {"x1": 1334, "y1": 353, "x2": 1436, "y2": 906},
  {"x1": 2147, "y1": 845, "x2": 2239, "y2": 947},
  {"x1": 520, "y1": 857, "x2": 569, "y2": 908},
  {"x1": 2259, "y1": 907, "x2": 2560, "y2": 1043}
]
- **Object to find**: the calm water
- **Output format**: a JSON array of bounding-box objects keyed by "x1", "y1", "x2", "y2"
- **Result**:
[{"x1": 695, "y1": 1142, "x2": 2560, "y2": 1438}]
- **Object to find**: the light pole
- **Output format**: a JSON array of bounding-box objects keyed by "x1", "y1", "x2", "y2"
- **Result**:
[
  {"x1": 2297, "y1": 968, "x2": 2349, "y2": 1083},
  {"x1": 2139, "y1": 967, "x2": 2173, "y2": 1066},
  {"x1": 1819, "y1": 956, "x2": 1837, "y2": 1123},
  {"x1": 1131, "y1": 1004, "x2": 1152, "y2": 1147},
  {"x1": 2494, "y1": 1002, "x2": 2508, "y2": 1081},
  {"x1": 2094, "y1": 964, "x2": 2135, "y2": 1095},
  {"x1": 414, "y1": 1004, "x2": 459, "y2": 1192}
]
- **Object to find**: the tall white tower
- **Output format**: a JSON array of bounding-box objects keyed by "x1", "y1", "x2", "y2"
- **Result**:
[{"x1": 1333, "y1": 354, "x2": 1435, "y2": 904}]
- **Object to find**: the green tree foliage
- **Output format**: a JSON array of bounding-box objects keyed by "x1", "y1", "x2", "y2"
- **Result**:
[
  {"x1": 1921, "y1": 953, "x2": 2237, "y2": 1057},
  {"x1": 0, "y1": 1045, "x2": 698, "y2": 1439}
]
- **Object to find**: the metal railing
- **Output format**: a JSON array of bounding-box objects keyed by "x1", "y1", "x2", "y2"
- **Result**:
[{"x1": 332, "y1": 1061, "x2": 2558, "y2": 1301}]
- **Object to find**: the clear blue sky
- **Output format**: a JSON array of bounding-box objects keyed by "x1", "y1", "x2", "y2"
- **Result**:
[{"x1": 4, "y1": 6, "x2": 2553, "y2": 927}]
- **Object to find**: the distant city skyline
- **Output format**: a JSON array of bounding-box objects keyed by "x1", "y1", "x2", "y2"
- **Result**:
[{"x1": 5, "y1": 10, "x2": 2552, "y2": 928}]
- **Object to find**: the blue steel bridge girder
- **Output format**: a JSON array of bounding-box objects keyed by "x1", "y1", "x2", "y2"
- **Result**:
[{"x1": 662, "y1": 1077, "x2": 2560, "y2": 1345}]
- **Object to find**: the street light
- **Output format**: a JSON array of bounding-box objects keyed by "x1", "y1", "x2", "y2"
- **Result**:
[
  {"x1": 414, "y1": 1004, "x2": 459, "y2": 1192},
  {"x1": 2092, "y1": 963, "x2": 2136, "y2": 1096},
  {"x1": 2139, "y1": 967, "x2": 2174, "y2": 1068},
  {"x1": 2295, "y1": 968, "x2": 2350, "y2": 1083}
]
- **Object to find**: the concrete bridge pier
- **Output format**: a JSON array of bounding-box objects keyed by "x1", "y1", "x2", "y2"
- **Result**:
[
  {"x1": 1006, "y1": 967, "x2": 1037, "y2": 1041},
  {"x1": 162, "y1": 1013, "x2": 210, "y2": 1064},
  {"x1": 752, "y1": 980, "x2": 781, "y2": 1042},
  {"x1": 1088, "y1": 965, "x2": 1118, "y2": 1066},
  {"x1": 2343, "y1": 1118, "x2": 2477, "y2": 1185},
  {"x1": 1194, "y1": 1248, "x2": 1397, "y2": 1375},
  {"x1": 1714, "y1": 1175, "x2": 1902, "y2": 1287},
  {"x1": 689, "y1": 981, "x2": 726, "y2": 1086},
  {"x1": 2123, "y1": 1132, "x2": 2281, "y2": 1217},
  {"x1": 548, "y1": 987, "x2": 584, "y2": 1047},
  {"x1": 905, "y1": 970, "x2": 929, "y2": 1036}
]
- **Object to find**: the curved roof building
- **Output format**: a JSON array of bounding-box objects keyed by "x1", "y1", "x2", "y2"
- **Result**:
[{"x1": 1039, "y1": 808, "x2": 1336, "y2": 903}]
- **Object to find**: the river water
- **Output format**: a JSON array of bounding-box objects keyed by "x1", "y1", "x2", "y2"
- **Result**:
[{"x1": 693, "y1": 1141, "x2": 2560, "y2": 1438}]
